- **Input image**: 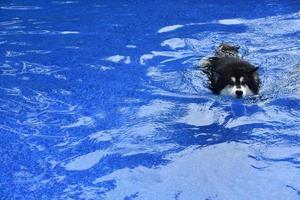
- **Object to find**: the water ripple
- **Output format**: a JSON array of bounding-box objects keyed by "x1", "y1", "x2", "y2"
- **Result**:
[
  {"x1": 0, "y1": 5, "x2": 42, "y2": 10},
  {"x1": 1, "y1": 1, "x2": 300, "y2": 199}
]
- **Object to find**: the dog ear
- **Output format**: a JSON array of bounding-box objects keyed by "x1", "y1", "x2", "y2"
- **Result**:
[{"x1": 250, "y1": 67, "x2": 259, "y2": 74}]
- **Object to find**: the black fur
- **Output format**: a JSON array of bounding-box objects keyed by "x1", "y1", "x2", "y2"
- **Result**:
[{"x1": 203, "y1": 56, "x2": 260, "y2": 95}]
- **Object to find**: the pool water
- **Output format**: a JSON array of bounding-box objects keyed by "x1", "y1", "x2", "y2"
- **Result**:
[{"x1": 1, "y1": 0, "x2": 300, "y2": 199}]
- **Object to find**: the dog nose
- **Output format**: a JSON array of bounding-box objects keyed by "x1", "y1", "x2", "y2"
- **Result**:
[{"x1": 236, "y1": 90, "x2": 243, "y2": 97}]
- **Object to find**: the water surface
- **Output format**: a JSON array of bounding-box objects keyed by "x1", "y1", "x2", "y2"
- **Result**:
[{"x1": 1, "y1": 0, "x2": 300, "y2": 199}]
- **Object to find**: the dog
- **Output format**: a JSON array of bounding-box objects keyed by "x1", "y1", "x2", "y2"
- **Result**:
[{"x1": 201, "y1": 43, "x2": 260, "y2": 98}]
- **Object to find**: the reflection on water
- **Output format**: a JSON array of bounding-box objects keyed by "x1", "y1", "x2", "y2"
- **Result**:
[{"x1": 1, "y1": 0, "x2": 300, "y2": 199}]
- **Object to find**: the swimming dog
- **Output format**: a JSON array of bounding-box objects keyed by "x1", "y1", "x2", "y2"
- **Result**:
[{"x1": 201, "y1": 43, "x2": 260, "y2": 98}]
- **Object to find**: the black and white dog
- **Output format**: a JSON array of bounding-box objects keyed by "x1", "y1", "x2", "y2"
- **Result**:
[{"x1": 201, "y1": 44, "x2": 260, "y2": 98}]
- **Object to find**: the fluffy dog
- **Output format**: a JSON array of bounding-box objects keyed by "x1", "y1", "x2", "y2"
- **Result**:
[{"x1": 201, "y1": 44, "x2": 260, "y2": 98}]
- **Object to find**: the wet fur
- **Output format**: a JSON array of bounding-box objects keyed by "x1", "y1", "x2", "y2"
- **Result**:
[{"x1": 202, "y1": 51, "x2": 260, "y2": 98}]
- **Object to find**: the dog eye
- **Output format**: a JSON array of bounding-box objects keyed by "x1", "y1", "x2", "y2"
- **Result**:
[
  {"x1": 229, "y1": 81, "x2": 234, "y2": 85},
  {"x1": 241, "y1": 81, "x2": 245, "y2": 85}
]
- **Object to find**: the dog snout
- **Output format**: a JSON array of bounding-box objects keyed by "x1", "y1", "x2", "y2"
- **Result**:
[{"x1": 236, "y1": 90, "x2": 243, "y2": 97}]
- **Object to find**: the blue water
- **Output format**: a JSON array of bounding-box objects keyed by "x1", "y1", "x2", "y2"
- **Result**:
[{"x1": 1, "y1": 0, "x2": 300, "y2": 199}]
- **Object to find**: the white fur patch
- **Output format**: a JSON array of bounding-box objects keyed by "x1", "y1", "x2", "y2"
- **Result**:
[{"x1": 220, "y1": 84, "x2": 254, "y2": 98}]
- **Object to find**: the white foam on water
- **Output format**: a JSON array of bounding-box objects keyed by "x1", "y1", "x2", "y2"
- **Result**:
[{"x1": 158, "y1": 24, "x2": 184, "y2": 33}]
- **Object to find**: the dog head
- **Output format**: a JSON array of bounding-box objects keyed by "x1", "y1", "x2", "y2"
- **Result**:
[
  {"x1": 220, "y1": 72, "x2": 258, "y2": 98},
  {"x1": 211, "y1": 60, "x2": 260, "y2": 98}
]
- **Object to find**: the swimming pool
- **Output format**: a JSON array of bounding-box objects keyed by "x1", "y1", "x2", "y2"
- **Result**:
[{"x1": 1, "y1": 0, "x2": 300, "y2": 199}]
